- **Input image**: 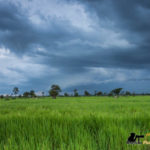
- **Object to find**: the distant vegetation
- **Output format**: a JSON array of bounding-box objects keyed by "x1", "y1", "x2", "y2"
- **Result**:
[
  {"x1": 23, "y1": 90, "x2": 36, "y2": 98},
  {"x1": 0, "y1": 85, "x2": 150, "y2": 100},
  {"x1": 13, "y1": 87, "x2": 19, "y2": 96},
  {"x1": 49, "y1": 85, "x2": 61, "y2": 99}
]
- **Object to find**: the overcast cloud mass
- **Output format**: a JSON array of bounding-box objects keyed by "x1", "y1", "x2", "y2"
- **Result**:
[{"x1": 0, "y1": 0, "x2": 150, "y2": 94}]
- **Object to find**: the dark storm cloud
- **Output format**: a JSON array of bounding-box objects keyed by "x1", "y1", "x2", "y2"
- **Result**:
[
  {"x1": 1, "y1": 0, "x2": 150, "y2": 69},
  {"x1": 0, "y1": 0, "x2": 150, "y2": 93},
  {"x1": 0, "y1": 2, "x2": 37, "y2": 52},
  {"x1": 73, "y1": 0, "x2": 150, "y2": 65},
  {"x1": 43, "y1": 46, "x2": 150, "y2": 74},
  {"x1": 72, "y1": 0, "x2": 150, "y2": 32},
  {"x1": 0, "y1": 1, "x2": 83, "y2": 54},
  {"x1": 39, "y1": 0, "x2": 150, "y2": 72}
]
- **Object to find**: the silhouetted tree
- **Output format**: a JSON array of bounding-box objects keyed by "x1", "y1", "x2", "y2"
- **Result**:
[
  {"x1": 5, "y1": 95, "x2": 10, "y2": 100},
  {"x1": 103, "y1": 92, "x2": 107, "y2": 96},
  {"x1": 96, "y1": 91, "x2": 103, "y2": 96},
  {"x1": 49, "y1": 84, "x2": 61, "y2": 99},
  {"x1": 64, "y1": 92, "x2": 69, "y2": 97},
  {"x1": 84, "y1": 90, "x2": 91, "y2": 96},
  {"x1": 125, "y1": 91, "x2": 131, "y2": 96},
  {"x1": 13, "y1": 87, "x2": 19, "y2": 96},
  {"x1": 74, "y1": 89, "x2": 79, "y2": 97},
  {"x1": 94, "y1": 90, "x2": 97, "y2": 96},
  {"x1": 108, "y1": 92, "x2": 113, "y2": 96},
  {"x1": 0, "y1": 95, "x2": 4, "y2": 99},
  {"x1": 23, "y1": 92, "x2": 30, "y2": 98},
  {"x1": 111, "y1": 88, "x2": 123, "y2": 96},
  {"x1": 30, "y1": 90, "x2": 36, "y2": 98},
  {"x1": 42, "y1": 92, "x2": 45, "y2": 97},
  {"x1": 18, "y1": 95, "x2": 22, "y2": 98},
  {"x1": 132, "y1": 92, "x2": 136, "y2": 96}
]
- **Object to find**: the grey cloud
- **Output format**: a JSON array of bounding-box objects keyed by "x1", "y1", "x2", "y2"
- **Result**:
[
  {"x1": 0, "y1": 1, "x2": 83, "y2": 54},
  {"x1": 0, "y1": 0, "x2": 150, "y2": 93},
  {"x1": 0, "y1": 2, "x2": 38, "y2": 52}
]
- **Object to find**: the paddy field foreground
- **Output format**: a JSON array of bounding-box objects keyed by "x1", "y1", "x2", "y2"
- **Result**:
[{"x1": 0, "y1": 96, "x2": 150, "y2": 150}]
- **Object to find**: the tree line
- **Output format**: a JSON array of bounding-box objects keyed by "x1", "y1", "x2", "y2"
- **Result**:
[{"x1": 0, "y1": 85, "x2": 149, "y2": 100}]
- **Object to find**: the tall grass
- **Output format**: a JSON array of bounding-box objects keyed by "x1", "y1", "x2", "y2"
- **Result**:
[{"x1": 0, "y1": 96, "x2": 150, "y2": 150}]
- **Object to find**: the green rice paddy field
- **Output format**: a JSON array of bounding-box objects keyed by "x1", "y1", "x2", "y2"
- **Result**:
[{"x1": 0, "y1": 96, "x2": 150, "y2": 150}]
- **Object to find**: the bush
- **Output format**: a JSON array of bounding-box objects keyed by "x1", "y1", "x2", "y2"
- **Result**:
[{"x1": 0, "y1": 95, "x2": 4, "y2": 99}]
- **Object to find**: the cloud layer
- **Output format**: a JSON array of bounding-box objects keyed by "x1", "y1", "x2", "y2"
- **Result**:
[{"x1": 0, "y1": 0, "x2": 150, "y2": 94}]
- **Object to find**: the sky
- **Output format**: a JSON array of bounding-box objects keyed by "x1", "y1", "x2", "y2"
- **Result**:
[{"x1": 0, "y1": 0, "x2": 150, "y2": 95}]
